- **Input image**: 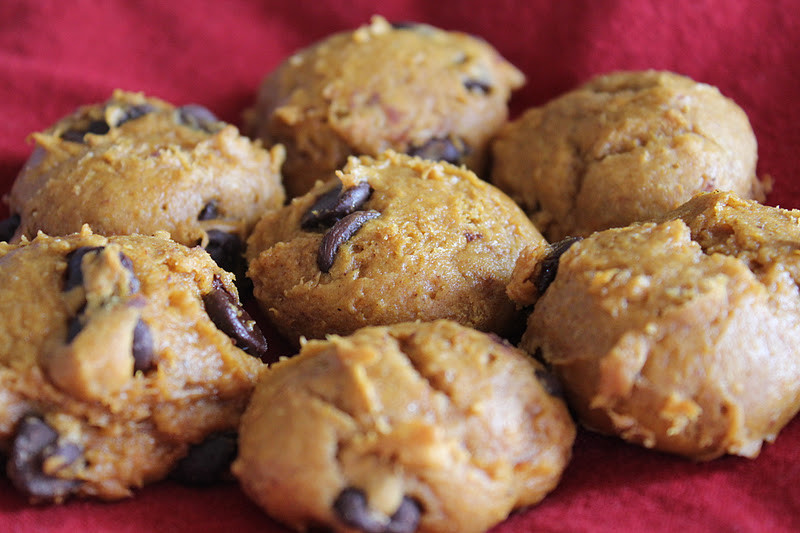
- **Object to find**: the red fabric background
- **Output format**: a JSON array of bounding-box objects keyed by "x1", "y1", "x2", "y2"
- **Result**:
[{"x1": 0, "y1": 1, "x2": 798, "y2": 531}]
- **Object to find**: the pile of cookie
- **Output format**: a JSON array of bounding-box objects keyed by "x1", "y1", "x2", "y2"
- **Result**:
[{"x1": 1, "y1": 15, "x2": 799, "y2": 533}]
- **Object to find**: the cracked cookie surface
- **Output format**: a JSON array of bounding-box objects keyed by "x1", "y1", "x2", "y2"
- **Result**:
[
  {"x1": 0, "y1": 228, "x2": 266, "y2": 502},
  {"x1": 244, "y1": 15, "x2": 524, "y2": 197},
  {"x1": 233, "y1": 319, "x2": 575, "y2": 533},
  {"x1": 491, "y1": 70, "x2": 766, "y2": 241},
  {"x1": 4, "y1": 90, "x2": 285, "y2": 272},
  {"x1": 511, "y1": 191, "x2": 800, "y2": 460},
  {"x1": 246, "y1": 150, "x2": 545, "y2": 346}
]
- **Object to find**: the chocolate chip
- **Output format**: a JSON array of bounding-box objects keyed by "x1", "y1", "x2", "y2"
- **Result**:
[
  {"x1": 334, "y1": 487, "x2": 421, "y2": 533},
  {"x1": 203, "y1": 276, "x2": 268, "y2": 357},
  {"x1": 0, "y1": 213, "x2": 20, "y2": 242},
  {"x1": 118, "y1": 252, "x2": 140, "y2": 294},
  {"x1": 170, "y1": 431, "x2": 237, "y2": 485},
  {"x1": 301, "y1": 182, "x2": 344, "y2": 229},
  {"x1": 7, "y1": 416, "x2": 82, "y2": 502},
  {"x1": 204, "y1": 230, "x2": 243, "y2": 274},
  {"x1": 535, "y1": 368, "x2": 565, "y2": 399},
  {"x1": 66, "y1": 314, "x2": 83, "y2": 342},
  {"x1": 302, "y1": 181, "x2": 374, "y2": 230},
  {"x1": 132, "y1": 319, "x2": 155, "y2": 372},
  {"x1": 177, "y1": 104, "x2": 220, "y2": 133},
  {"x1": 407, "y1": 138, "x2": 465, "y2": 165},
  {"x1": 463, "y1": 79, "x2": 492, "y2": 94},
  {"x1": 386, "y1": 497, "x2": 422, "y2": 533},
  {"x1": 60, "y1": 118, "x2": 109, "y2": 143},
  {"x1": 115, "y1": 103, "x2": 155, "y2": 127},
  {"x1": 533, "y1": 236, "x2": 582, "y2": 294},
  {"x1": 317, "y1": 210, "x2": 380, "y2": 273},
  {"x1": 198, "y1": 200, "x2": 219, "y2": 221},
  {"x1": 391, "y1": 21, "x2": 419, "y2": 29},
  {"x1": 63, "y1": 246, "x2": 104, "y2": 292}
]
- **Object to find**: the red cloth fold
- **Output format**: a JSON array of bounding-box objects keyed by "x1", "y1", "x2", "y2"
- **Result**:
[{"x1": 0, "y1": 1, "x2": 798, "y2": 531}]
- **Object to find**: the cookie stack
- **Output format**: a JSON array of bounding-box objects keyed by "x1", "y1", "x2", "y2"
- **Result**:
[{"x1": 1, "y1": 13, "x2": 798, "y2": 533}]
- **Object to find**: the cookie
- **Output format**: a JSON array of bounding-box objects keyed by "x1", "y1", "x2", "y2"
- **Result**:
[
  {"x1": 510, "y1": 191, "x2": 800, "y2": 460},
  {"x1": 0, "y1": 227, "x2": 268, "y2": 502},
  {"x1": 491, "y1": 70, "x2": 767, "y2": 241},
  {"x1": 3, "y1": 90, "x2": 286, "y2": 274},
  {"x1": 245, "y1": 15, "x2": 525, "y2": 198},
  {"x1": 232, "y1": 319, "x2": 576, "y2": 533},
  {"x1": 246, "y1": 150, "x2": 545, "y2": 346}
]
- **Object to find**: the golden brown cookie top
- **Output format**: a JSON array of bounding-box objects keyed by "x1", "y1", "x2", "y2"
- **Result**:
[
  {"x1": 491, "y1": 70, "x2": 766, "y2": 241},
  {"x1": 247, "y1": 150, "x2": 545, "y2": 343},
  {"x1": 233, "y1": 319, "x2": 575, "y2": 533},
  {"x1": 6, "y1": 90, "x2": 285, "y2": 251},
  {"x1": 246, "y1": 15, "x2": 525, "y2": 197}
]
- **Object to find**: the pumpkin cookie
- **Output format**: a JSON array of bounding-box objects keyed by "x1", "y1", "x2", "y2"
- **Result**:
[
  {"x1": 491, "y1": 70, "x2": 767, "y2": 241},
  {"x1": 3, "y1": 90, "x2": 285, "y2": 274},
  {"x1": 0, "y1": 228, "x2": 268, "y2": 502},
  {"x1": 245, "y1": 15, "x2": 524, "y2": 197},
  {"x1": 246, "y1": 150, "x2": 545, "y2": 346},
  {"x1": 233, "y1": 320, "x2": 575, "y2": 533},
  {"x1": 511, "y1": 191, "x2": 800, "y2": 460}
]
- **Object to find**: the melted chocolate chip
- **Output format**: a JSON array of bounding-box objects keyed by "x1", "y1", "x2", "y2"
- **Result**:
[
  {"x1": 118, "y1": 252, "x2": 140, "y2": 294},
  {"x1": 60, "y1": 129, "x2": 86, "y2": 143},
  {"x1": 407, "y1": 138, "x2": 465, "y2": 165},
  {"x1": 463, "y1": 79, "x2": 492, "y2": 94},
  {"x1": 317, "y1": 210, "x2": 380, "y2": 273},
  {"x1": 391, "y1": 21, "x2": 419, "y2": 30},
  {"x1": 132, "y1": 319, "x2": 155, "y2": 372},
  {"x1": 177, "y1": 104, "x2": 220, "y2": 133},
  {"x1": 0, "y1": 213, "x2": 20, "y2": 242},
  {"x1": 302, "y1": 181, "x2": 374, "y2": 229},
  {"x1": 66, "y1": 314, "x2": 83, "y2": 342},
  {"x1": 7, "y1": 417, "x2": 82, "y2": 502},
  {"x1": 170, "y1": 431, "x2": 237, "y2": 485},
  {"x1": 203, "y1": 277, "x2": 268, "y2": 357},
  {"x1": 198, "y1": 200, "x2": 219, "y2": 221},
  {"x1": 63, "y1": 246, "x2": 104, "y2": 292},
  {"x1": 533, "y1": 236, "x2": 582, "y2": 294},
  {"x1": 334, "y1": 487, "x2": 421, "y2": 533}
]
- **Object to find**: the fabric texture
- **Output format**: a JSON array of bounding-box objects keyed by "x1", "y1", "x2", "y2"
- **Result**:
[{"x1": 0, "y1": 1, "x2": 798, "y2": 531}]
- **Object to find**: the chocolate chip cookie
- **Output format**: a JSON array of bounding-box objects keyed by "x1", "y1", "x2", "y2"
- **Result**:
[
  {"x1": 0, "y1": 227, "x2": 268, "y2": 502},
  {"x1": 3, "y1": 90, "x2": 285, "y2": 274},
  {"x1": 246, "y1": 150, "x2": 546, "y2": 346},
  {"x1": 245, "y1": 15, "x2": 525, "y2": 197},
  {"x1": 491, "y1": 70, "x2": 767, "y2": 241},
  {"x1": 233, "y1": 320, "x2": 576, "y2": 533},
  {"x1": 511, "y1": 191, "x2": 800, "y2": 460}
]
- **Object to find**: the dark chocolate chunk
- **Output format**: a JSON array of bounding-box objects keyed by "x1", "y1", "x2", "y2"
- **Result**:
[
  {"x1": 60, "y1": 129, "x2": 86, "y2": 143},
  {"x1": 407, "y1": 137, "x2": 464, "y2": 165},
  {"x1": 177, "y1": 104, "x2": 220, "y2": 133},
  {"x1": 198, "y1": 200, "x2": 219, "y2": 221},
  {"x1": 533, "y1": 236, "x2": 582, "y2": 294},
  {"x1": 301, "y1": 181, "x2": 344, "y2": 229},
  {"x1": 7, "y1": 416, "x2": 82, "y2": 502},
  {"x1": 66, "y1": 314, "x2": 83, "y2": 343},
  {"x1": 132, "y1": 319, "x2": 155, "y2": 372},
  {"x1": 333, "y1": 181, "x2": 372, "y2": 218},
  {"x1": 463, "y1": 79, "x2": 492, "y2": 95},
  {"x1": 390, "y1": 21, "x2": 419, "y2": 30},
  {"x1": 202, "y1": 276, "x2": 268, "y2": 357},
  {"x1": 170, "y1": 431, "x2": 237, "y2": 485},
  {"x1": 334, "y1": 487, "x2": 421, "y2": 533},
  {"x1": 0, "y1": 213, "x2": 20, "y2": 242},
  {"x1": 63, "y1": 246, "x2": 104, "y2": 292},
  {"x1": 317, "y1": 210, "x2": 380, "y2": 273}
]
